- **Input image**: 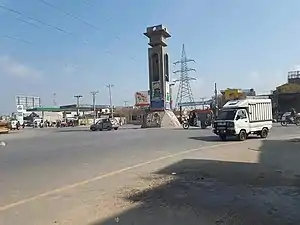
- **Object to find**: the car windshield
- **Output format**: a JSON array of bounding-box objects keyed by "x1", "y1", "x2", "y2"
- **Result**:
[{"x1": 217, "y1": 110, "x2": 237, "y2": 120}]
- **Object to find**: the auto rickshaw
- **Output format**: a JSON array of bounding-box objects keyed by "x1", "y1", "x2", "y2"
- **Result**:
[{"x1": 182, "y1": 109, "x2": 214, "y2": 129}]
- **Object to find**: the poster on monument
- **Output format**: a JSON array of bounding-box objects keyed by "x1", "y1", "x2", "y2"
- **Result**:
[
  {"x1": 165, "y1": 81, "x2": 170, "y2": 109},
  {"x1": 152, "y1": 81, "x2": 161, "y2": 99},
  {"x1": 165, "y1": 81, "x2": 170, "y2": 103},
  {"x1": 151, "y1": 81, "x2": 164, "y2": 109}
]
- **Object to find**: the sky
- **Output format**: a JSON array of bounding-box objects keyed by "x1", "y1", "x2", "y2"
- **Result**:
[{"x1": 1, "y1": 0, "x2": 300, "y2": 113}]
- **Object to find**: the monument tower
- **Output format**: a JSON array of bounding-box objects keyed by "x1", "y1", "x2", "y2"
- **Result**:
[{"x1": 142, "y1": 25, "x2": 180, "y2": 128}]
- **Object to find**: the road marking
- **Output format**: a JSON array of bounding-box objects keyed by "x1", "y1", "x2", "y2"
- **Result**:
[
  {"x1": 0, "y1": 141, "x2": 242, "y2": 212},
  {"x1": 1, "y1": 133, "x2": 299, "y2": 212}
]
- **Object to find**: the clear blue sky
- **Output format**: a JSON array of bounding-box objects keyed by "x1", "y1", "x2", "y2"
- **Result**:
[{"x1": 1, "y1": 0, "x2": 300, "y2": 113}]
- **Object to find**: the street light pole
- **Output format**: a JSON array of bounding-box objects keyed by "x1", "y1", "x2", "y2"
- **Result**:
[
  {"x1": 214, "y1": 82, "x2": 218, "y2": 117},
  {"x1": 124, "y1": 101, "x2": 129, "y2": 107},
  {"x1": 91, "y1": 91, "x2": 99, "y2": 124},
  {"x1": 74, "y1": 95, "x2": 83, "y2": 116},
  {"x1": 169, "y1": 83, "x2": 175, "y2": 110},
  {"x1": 106, "y1": 84, "x2": 114, "y2": 119}
]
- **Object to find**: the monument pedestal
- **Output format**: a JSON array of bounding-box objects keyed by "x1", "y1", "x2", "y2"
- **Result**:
[{"x1": 141, "y1": 110, "x2": 181, "y2": 128}]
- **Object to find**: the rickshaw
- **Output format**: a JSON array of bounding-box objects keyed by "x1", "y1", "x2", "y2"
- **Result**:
[{"x1": 182, "y1": 109, "x2": 214, "y2": 129}]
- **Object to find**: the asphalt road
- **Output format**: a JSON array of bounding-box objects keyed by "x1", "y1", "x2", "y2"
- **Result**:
[{"x1": 0, "y1": 124, "x2": 300, "y2": 224}]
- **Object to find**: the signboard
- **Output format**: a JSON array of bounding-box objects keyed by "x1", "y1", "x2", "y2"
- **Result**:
[
  {"x1": 16, "y1": 105, "x2": 24, "y2": 112},
  {"x1": 151, "y1": 81, "x2": 164, "y2": 110},
  {"x1": 15, "y1": 95, "x2": 41, "y2": 110},
  {"x1": 135, "y1": 91, "x2": 149, "y2": 106},
  {"x1": 224, "y1": 89, "x2": 245, "y2": 101},
  {"x1": 165, "y1": 81, "x2": 170, "y2": 109},
  {"x1": 152, "y1": 81, "x2": 161, "y2": 99},
  {"x1": 165, "y1": 81, "x2": 170, "y2": 103}
]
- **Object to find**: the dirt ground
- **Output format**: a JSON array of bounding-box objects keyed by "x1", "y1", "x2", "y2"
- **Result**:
[{"x1": 89, "y1": 137, "x2": 300, "y2": 225}]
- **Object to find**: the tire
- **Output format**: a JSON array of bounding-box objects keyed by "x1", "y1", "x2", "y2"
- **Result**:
[
  {"x1": 260, "y1": 127, "x2": 269, "y2": 138},
  {"x1": 281, "y1": 121, "x2": 287, "y2": 126},
  {"x1": 90, "y1": 126, "x2": 97, "y2": 131},
  {"x1": 114, "y1": 127, "x2": 118, "y2": 130},
  {"x1": 219, "y1": 134, "x2": 227, "y2": 141},
  {"x1": 295, "y1": 118, "x2": 300, "y2": 126},
  {"x1": 238, "y1": 130, "x2": 247, "y2": 141},
  {"x1": 183, "y1": 122, "x2": 189, "y2": 129}
]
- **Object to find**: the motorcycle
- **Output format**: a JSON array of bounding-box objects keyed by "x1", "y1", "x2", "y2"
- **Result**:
[{"x1": 280, "y1": 115, "x2": 300, "y2": 126}]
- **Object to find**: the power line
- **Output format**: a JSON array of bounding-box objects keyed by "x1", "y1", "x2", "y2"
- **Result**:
[
  {"x1": 0, "y1": 4, "x2": 71, "y2": 35},
  {"x1": 81, "y1": 0, "x2": 92, "y2": 7},
  {"x1": 15, "y1": 16, "x2": 40, "y2": 28},
  {"x1": 0, "y1": 3, "x2": 136, "y2": 61},
  {"x1": 38, "y1": 0, "x2": 101, "y2": 31},
  {"x1": 0, "y1": 3, "x2": 91, "y2": 44},
  {"x1": 2, "y1": 35, "x2": 31, "y2": 44}
]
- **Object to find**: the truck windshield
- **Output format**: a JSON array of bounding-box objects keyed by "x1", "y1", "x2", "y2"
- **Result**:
[{"x1": 217, "y1": 110, "x2": 237, "y2": 120}]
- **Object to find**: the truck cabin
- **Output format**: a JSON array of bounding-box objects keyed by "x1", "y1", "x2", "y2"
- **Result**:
[{"x1": 217, "y1": 107, "x2": 248, "y2": 121}]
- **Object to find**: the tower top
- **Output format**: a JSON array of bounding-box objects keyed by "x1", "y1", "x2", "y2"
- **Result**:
[{"x1": 144, "y1": 24, "x2": 171, "y2": 47}]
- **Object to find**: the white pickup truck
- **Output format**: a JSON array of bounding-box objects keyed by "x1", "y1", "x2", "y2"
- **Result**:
[{"x1": 213, "y1": 98, "x2": 273, "y2": 141}]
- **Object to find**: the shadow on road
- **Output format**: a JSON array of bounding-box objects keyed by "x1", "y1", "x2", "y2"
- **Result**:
[
  {"x1": 54, "y1": 129, "x2": 91, "y2": 133},
  {"x1": 189, "y1": 135, "x2": 261, "y2": 142},
  {"x1": 93, "y1": 138, "x2": 300, "y2": 225}
]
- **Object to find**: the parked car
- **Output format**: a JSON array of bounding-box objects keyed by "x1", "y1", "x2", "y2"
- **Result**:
[{"x1": 90, "y1": 118, "x2": 119, "y2": 131}]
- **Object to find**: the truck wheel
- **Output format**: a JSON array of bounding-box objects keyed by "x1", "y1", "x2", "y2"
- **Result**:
[
  {"x1": 280, "y1": 121, "x2": 287, "y2": 126},
  {"x1": 238, "y1": 130, "x2": 247, "y2": 141},
  {"x1": 260, "y1": 128, "x2": 269, "y2": 138},
  {"x1": 182, "y1": 122, "x2": 189, "y2": 129},
  {"x1": 219, "y1": 134, "x2": 227, "y2": 141}
]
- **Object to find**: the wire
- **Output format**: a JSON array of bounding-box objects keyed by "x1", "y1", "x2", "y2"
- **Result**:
[
  {"x1": 0, "y1": 4, "x2": 71, "y2": 35},
  {"x1": 0, "y1": 3, "x2": 90, "y2": 44},
  {"x1": 38, "y1": 0, "x2": 101, "y2": 31},
  {"x1": 81, "y1": 0, "x2": 92, "y2": 7},
  {"x1": 15, "y1": 16, "x2": 40, "y2": 28},
  {"x1": 2, "y1": 35, "x2": 31, "y2": 44}
]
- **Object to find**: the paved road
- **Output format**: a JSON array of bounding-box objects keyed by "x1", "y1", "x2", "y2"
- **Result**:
[{"x1": 0, "y1": 124, "x2": 300, "y2": 224}]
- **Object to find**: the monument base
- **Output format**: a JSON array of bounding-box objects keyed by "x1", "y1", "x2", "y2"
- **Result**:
[{"x1": 141, "y1": 110, "x2": 181, "y2": 128}]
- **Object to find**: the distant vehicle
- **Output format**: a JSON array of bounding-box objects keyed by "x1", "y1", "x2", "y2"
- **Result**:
[
  {"x1": 90, "y1": 118, "x2": 119, "y2": 131},
  {"x1": 280, "y1": 112, "x2": 300, "y2": 126},
  {"x1": 0, "y1": 120, "x2": 10, "y2": 134},
  {"x1": 213, "y1": 98, "x2": 273, "y2": 141},
  {"x1": 10, "y1": 120, "x2": 20, "y2": 130},
  {"x1": 182, "y1": 109, "x2": 213, "y2": 129}
]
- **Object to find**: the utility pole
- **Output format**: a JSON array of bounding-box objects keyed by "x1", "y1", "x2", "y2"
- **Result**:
[
  {"x1": 169, "y1": 83, "x2": 175, "y2": 110},
  {"x1": 91, "y1": 91, "x2": 99, "y2": 124},
  {"x1": 106, "y1": 84, "x2": 114, "y2": 119},
  {"x1": 74, "y1": 95, "x2": 83, "y2": 117},
  {"x1": 200, "y1": 97, "x2": 205, "y2": 110},
  {"x1": 53, "y1": 92, "x2": 57, "y2": 106},
  {"x1": 123, "y1": 101, "x2": 129, "y2": 107},
  {"x1": 214, "y1": 82, "x2": 218, "y2": 117}
]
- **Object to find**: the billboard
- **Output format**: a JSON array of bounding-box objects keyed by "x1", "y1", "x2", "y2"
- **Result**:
[
  {"x1": 15, "y1": 95, "x2": 41, "y2": 110},
  {"x1": 135, "y1": 91, "x2": 149, "y2": 106},
  {"x1": 224, "y1": 89, "x2": 245, "y2": 101}
]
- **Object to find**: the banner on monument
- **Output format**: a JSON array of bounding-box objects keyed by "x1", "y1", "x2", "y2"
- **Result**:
[
  {"x1": 135, "y1": 91, "x2": 149, "y2": 106},
  {"x1": 165, "y1": 81, "x2": 170, "y2": 103},
  {"x1": 152, "y1": 81, "x2": 161, "y2": 99}
]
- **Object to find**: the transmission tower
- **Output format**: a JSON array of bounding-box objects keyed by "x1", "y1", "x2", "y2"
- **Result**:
[{"x1": 174, "y1": 44, "x2": 196, "y2": 109}]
